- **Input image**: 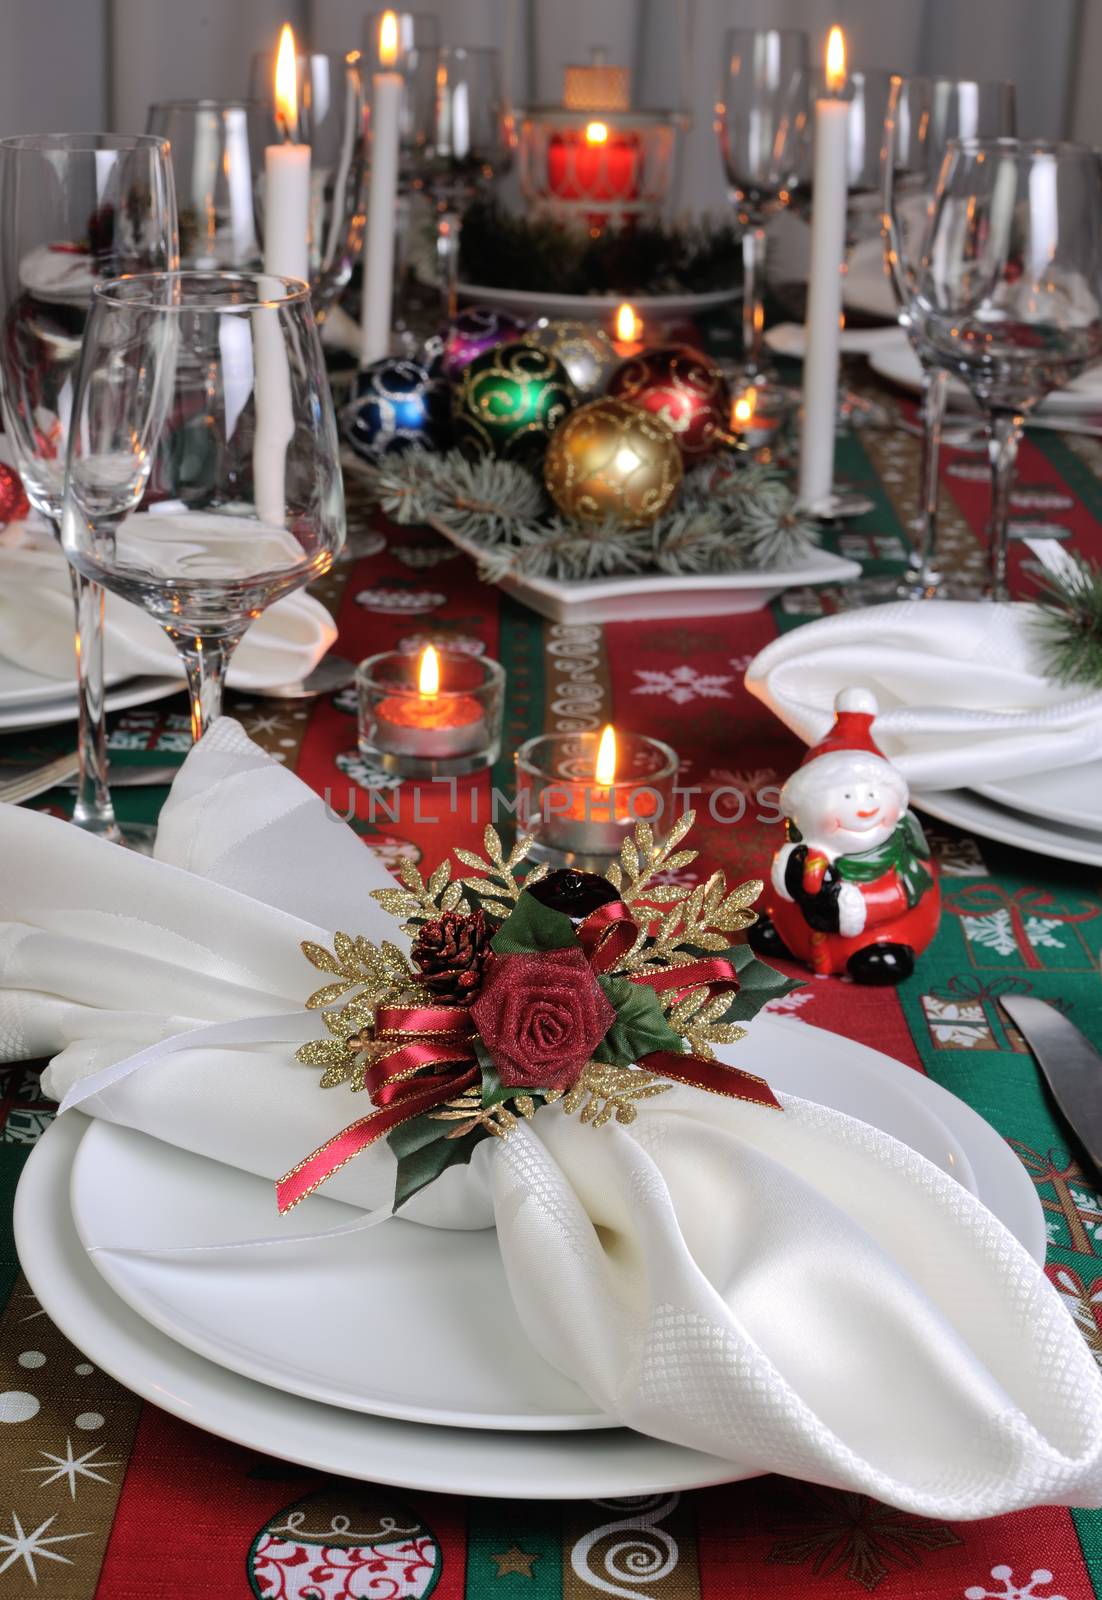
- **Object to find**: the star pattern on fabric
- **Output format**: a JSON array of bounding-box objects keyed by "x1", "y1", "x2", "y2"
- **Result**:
[
  {"x1": 766, "y1": 1487, "x2": 962, "y2": 1591},
  {"x1": 0, "y1": 1511, "x2": 91, "y2": 1584},
  {"x1": 23, "y1": 1438, "x2": 119, "y2": 1499},
  {"x1": 489, "y1": 1544, "x2": 539, "y2": 1578}
]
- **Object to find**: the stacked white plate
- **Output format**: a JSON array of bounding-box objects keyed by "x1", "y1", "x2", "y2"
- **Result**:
[
  {"x1": 16, "y1": 1014, "x2": 1045, "y2": 1497},
  {"x1": 915, "y1": 760, "x2": 1102, "y2": 868},
  {"x1": 0, "y1": 656, "x2": 182, "y2": 734}
]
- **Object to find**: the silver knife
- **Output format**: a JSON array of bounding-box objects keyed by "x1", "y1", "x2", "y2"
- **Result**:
[{"x1": 1000, "y1": 995, "x2": 1102, "y2": 1186}]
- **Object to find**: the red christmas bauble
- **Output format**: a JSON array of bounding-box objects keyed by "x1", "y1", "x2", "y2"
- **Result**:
[
  {"x1": 607, "y1": 344, "x2": 731, "y2": 460},
  {"x1": 0, "y1": 463, "x2": 29, "y2": 526}
]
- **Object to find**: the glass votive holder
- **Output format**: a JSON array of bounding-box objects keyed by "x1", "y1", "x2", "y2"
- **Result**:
[
  {"x1": 515, "y1": 730, "x2": 679, "y2": 869},
  {"x1": 357, "y1": 649, "x2": 505, "y2": 778}
]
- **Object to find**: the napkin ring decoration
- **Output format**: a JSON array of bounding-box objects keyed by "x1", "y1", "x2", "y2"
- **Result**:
[{"x1": 280, "y1": 810, "x2": 799, "y2": 1213}]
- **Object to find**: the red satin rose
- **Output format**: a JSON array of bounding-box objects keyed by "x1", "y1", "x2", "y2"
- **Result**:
[{"x1": 470, "y1": 948, "x2": 615, "y2": 1091}]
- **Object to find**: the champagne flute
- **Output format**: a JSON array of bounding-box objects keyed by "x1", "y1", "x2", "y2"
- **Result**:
[
  {"x1": 883, "y1": 77, "x2": 1017, "y2": 596},
  {"x1": 61, "y1": 272, "x2": 345, "y2": 742},
  {"x1": 715, "y1": 28, "x2": 810, "y2": 392},
  {"x1": 914, "y1": 139, "x2": 1102, "y2": 600},
  {"x1": 0, "y1": 133, "x2": 177, "y2": 842},
  {"x1": 408, "y1": 46, "x2": 514, "y2": 321}
]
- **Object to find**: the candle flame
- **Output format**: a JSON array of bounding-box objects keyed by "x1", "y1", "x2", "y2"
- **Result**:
[
  {"x1": 733, "y1": 388, "x2": 756, "y2": 425},
  {"x1": 615, "y1": 302, "x2": 640, "y2": 342},
  {"x1": 585, "y1": 120, "x2": 610, "y2": 146},
  {"x1": 379, "y1": 9, "x2": 399, "y2": 68},
  {"x1": 418, "y1": 645, "x2": 440, "y2": 697},
  {"x1": 274, "y1": 23, "x2": 299, "y2": 138},
  {"x1": 595, "y1": 723, "x2": 617, "y2": 786},
  {"x1": 825, "y1": 26, "x2": 846, "y2": 95}
]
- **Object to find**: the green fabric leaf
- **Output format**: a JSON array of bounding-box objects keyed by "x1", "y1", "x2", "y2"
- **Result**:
[
  {"x1": 389, "y1": 1121, "x2": 487, "y2": 1212},
  {"x1": 491, "y1": 890, "x2": 577, "y2": 955},
  {"x1": 593, "y1": 975, "x2": 685, "y2": 1066},
  {"x1": 718, "y1": 945, "x2": 803, "y2": 1022}
]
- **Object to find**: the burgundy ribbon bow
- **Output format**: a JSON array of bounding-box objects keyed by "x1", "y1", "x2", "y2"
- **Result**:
[{"x1": 278, "y1": 900, "x2": 779, "y2": 1212}]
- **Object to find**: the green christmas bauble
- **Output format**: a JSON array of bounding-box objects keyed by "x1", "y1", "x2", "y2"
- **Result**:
[{"x1": 452, "y1": 341, "x2": 575, "y2": 465}]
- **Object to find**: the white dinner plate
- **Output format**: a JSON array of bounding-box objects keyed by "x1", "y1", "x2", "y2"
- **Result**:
[
  {"x1": 70, "y1": 1015, "x2": 1044, "y2": 1432},
  {"x1": 915, "y1": 787, "x2": 1102, "y2": 868},
  {"x1": 0, "y1": 655, "x2": 133, "y2": 710},
  {"x1": 457, "y1": 283, "x2": 739, "y2": 324},
  {"x1": 0, "y1": 674, "x2": 183, "y2": 733},
  {"x1": 977, "y1": 758, "x2": 1102, "y2": 834},
  {"x1": 18, "y1": 1112, "x2": 748, "y2": 1499},
  {"x1": 869, "y1": 338, "x2": 1102, "y2": 417},
  {"x1": 428, "y1": 519, "x2": 862, "y2": 624}
]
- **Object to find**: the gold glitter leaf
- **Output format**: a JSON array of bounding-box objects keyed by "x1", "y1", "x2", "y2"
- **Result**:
[
  {"x1": 605, "y1": 861, "x2": 623, "y2": 890},
  {"x1": 428, "y1": 860, "x2": 451, "y2": 897},
  {"x1": 558, "y1": 1061, "x2": 671, "y2": 1127},
  {"x1": 440, "y1": 880, "x2": 465, "y2": 913},
  {"x1": 333, "y1": 931, "x2": 358, "y2": 967},
  {"x1": 453, "y1": 848, "x2": 489, "y2": 871},
  {"x1": 302, "y1": 941, "x2": 343, "y2": 975},
  {"x1": 371, "y1": 888, "x2": 420, "y2": 917},
  {"x1": 484, "y1": 825, "x2": 506, "y2": 868},
  {"x1": 306, "y1": 980, "x2": 355, "y2": 1010},
  {"x1": 295, "y1": 1039, "x2": 349, "y2": 1067},
  {"x1": 634, "y1": 884, "x2": 683, "y2": 904}
]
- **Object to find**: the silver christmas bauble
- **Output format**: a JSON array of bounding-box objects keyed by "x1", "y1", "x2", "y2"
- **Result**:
[{"x1": 522, "y1": 318, "x2": 619, "y2": 399}]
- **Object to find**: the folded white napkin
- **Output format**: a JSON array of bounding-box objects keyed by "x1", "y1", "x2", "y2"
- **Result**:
[
  {"x1": 4, "y1": 720, "x2": 1102, "y2": 1517},
  {"x1": 0, "y1": 529, "x2": 336, "y2": 692},
  {"x1": 746, "y1": 600, "x2": 1102, "y2": 789},
  {"x1": 764, "y1": 323, "x2": 908, "y2": 361}
]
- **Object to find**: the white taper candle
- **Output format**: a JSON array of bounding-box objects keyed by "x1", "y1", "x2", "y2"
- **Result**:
[
  {"x1": 360, "y1": 11, "x2": 403, "y2": 367},
  {"x1": 799, "y1": 26, "x2": 849, "y2": 512}
]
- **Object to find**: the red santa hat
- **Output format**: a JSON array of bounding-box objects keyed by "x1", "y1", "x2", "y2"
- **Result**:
[
  {"x1": 781, "y1": 688, "x2": 909, "y2": 821},
  {"x1": 799, "y1": 687, "x2": 884, "y2": 768}
]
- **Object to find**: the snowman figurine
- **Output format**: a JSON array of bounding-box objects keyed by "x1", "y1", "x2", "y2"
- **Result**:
[{"x1": 749, "y1": 688, "x2": 940, "y2": 984}]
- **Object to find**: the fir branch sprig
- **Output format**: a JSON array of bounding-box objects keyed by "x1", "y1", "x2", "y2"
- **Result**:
[
  {"x1": 1031, "y1": 553, "x2": 1102, "y2": 689},
  {"x1": 355, "y1": 450, "x2": 820, "y2": 583}
]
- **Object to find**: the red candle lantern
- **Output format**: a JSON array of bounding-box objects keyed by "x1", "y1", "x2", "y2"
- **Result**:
[{"x1": 518, "y1": 51, "x2": 681, "y2": 233}]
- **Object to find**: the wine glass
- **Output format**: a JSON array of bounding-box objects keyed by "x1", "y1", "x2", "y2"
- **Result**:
[
  {"x1": 407, "y1": 46, "x2": 514, "y2": 320},
  {"x1": 0, "y1": 133, "x2": 177, "y2": 843},
  {"x1": 147, "y1": 100, "x2": 268, "y2": 270},
  {"x1": 715, "y1": 28, "x2": 810, "y2": 392},
  {"x1": 913, "y1": 139, "x2": 1102, "y2": 601},
  {"x1": 61, "y1": 272, "x2": 345, "y2": 742},
  {"x1": 246, "y1": 50, "x2": 367, "y2": 317},
  {"x1": 883, "y1": 77, "x2": 1017, "y2": 597}
]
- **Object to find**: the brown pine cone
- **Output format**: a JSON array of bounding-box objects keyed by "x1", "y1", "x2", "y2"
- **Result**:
[{"x1": 411, "y1": 909, "x2": 491, "y2": 1004}]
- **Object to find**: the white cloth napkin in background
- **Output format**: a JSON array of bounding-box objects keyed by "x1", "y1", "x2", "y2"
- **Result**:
[
  {"x1": 3, "y1": 720, "x2": 1102, "y2": 1517},
  {"x1": 764, "y1": 323, "x2": 909, "y2": 361},
  {"x1": 745, "y1": 600, "x2": 1102, "y2": 789},
  {"x1": 0, "y1": 531, "x2": 336, "y2": 692}
]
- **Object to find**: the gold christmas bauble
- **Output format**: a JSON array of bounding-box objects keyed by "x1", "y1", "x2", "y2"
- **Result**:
[{"x1": 543, "y1": 398, "x2": 683, "y2": 528}]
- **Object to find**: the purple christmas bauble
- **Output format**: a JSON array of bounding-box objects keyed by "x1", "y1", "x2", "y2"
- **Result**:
[{"x1": 423, "y1": 305, "x2": 528, "y2": 382}]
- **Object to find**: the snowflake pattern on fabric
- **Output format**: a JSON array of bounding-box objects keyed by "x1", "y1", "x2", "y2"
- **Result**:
[
  {"x1": 961, "y1": 911, "x2": 1066, "y2": 958},
  {"x1": 765, "y1": 1486, "x2": 961, "y2": 1591},
  {"x1": 631, "y1": 666, "x2": 734, "y2": 705},
  {"x1": 965, "y1": 1567, "x2": 1068, "y2": 1600}
]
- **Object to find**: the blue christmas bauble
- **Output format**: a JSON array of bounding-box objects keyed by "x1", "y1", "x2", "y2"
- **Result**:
[{"x1": 342, "y1": 358, "x2": 450, "y2": 460}]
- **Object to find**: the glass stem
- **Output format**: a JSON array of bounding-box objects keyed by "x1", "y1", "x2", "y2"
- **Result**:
[
  {"x1": 67, "y1": 563, "x2": 122, "y2": 842},
  {"x1": 436, "y1": 208, "x2": 461, "y2": 323},
  {"x1": 985, "y1": 410, "x2": 1023, "y2": 602},
  {"x1": 741, "y1": 222, "x2": 767, "y2": 376},
  {"x1": 176, "y1": 635, "x2": 236, "y2": 743},
  {"x1": 913, "y1": 367, "x2": 948, "y2": 588}
]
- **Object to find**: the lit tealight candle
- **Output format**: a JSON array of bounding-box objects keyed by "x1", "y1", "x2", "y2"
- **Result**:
[
  {"x1": 517, "y1": 725, "x2": 672, "y2": 868},
  {"x1": 358, "y1": 644, "x2": 506, "y2": 780},
  {"x1": 264, "y1": 23, "x2": 311, "y2": 282},
  {"x1": 360, "y1": 9, "x2": 403, "y2": 367},
  {"x1": 613, "y1": 301, "x2": 644, "y2": 360},
  {"x1": 798, "y1": 24, "x2": 849, "y2": 512}
]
